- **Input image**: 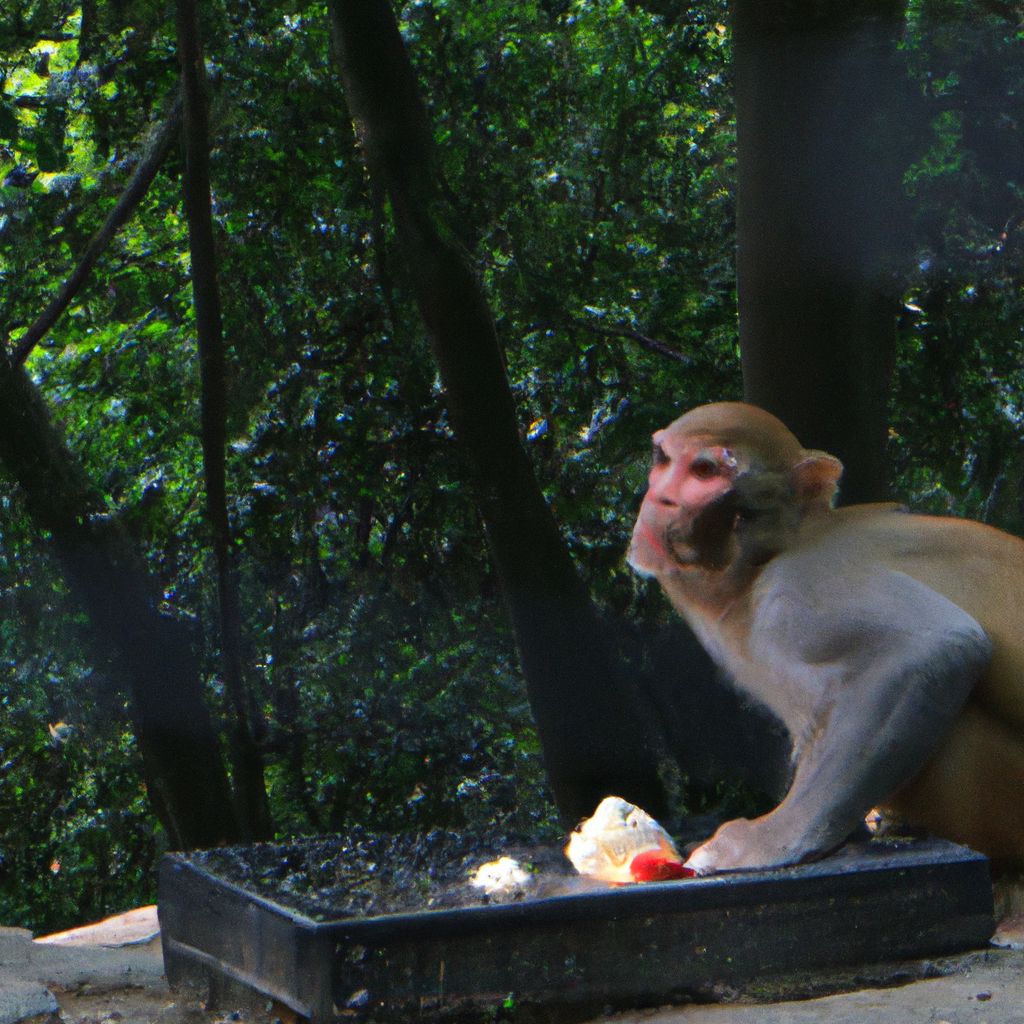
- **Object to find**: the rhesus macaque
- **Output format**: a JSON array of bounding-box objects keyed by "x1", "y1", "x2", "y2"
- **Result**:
[{"x1": 628, "y1": 402, "x2": 1024, "y2": 875}]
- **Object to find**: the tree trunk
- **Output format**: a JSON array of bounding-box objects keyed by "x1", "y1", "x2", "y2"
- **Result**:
[
  {"x1": 732, "y1": 1, "x2": 908, "y2": 504},
  {"x1": 327, "y1": 0, "x2": 668, "y2": 822},
  {"x1": 176, "y1": 0, "x2": 272, "y2": 840},
  {"x1": 0, "y1": 352, "x2": 238, "y2": 849}
]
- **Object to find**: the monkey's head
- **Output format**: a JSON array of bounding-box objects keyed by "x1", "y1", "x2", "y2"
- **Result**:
[{"x1": 628, "y1": 402, "x2": 843, "y2": 578}]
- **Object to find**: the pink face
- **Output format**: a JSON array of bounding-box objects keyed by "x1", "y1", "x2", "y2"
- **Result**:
[{"x1": 628, "y1": 429, "x2": 739, "y2": 576}]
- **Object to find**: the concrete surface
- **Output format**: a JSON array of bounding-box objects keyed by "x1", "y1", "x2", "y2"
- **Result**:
[
  {"x1": 33, "y1": 905, "x2": 160, "y2": 948},
  {"x1": 0, "y1": 915, "x2": 165, "y2": 1024},
  {"x1": 606, "y1": 949, "x2": 1024, "y2": 1024},
  {"x1": 0, "y1": 907, "x2": 1021, "y2": 1023}
]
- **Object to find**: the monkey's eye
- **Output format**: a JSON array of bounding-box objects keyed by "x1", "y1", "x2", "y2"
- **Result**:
[
  {"x1": 690, "y1": 454, "x2": 719, "y2": 480},
  {"x1": 652, "y1": 442, "x2": 669, "y2": 467}
]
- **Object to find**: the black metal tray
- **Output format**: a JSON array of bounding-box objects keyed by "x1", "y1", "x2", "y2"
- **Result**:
[{"x1": 159, "y1": 835, "x2": 994, "y2": 1021}]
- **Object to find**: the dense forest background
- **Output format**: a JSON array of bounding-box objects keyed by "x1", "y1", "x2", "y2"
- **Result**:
[{"x1": 0, "y1": 0, "x2": 1022, "y2": 932}]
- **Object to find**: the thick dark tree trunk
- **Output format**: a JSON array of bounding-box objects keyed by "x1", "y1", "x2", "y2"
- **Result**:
[
  {"x1": 732, "y1": 1, "x2": 907, "y2": 504},
  {"x1": 176, "y1": 0, "x2": 272, "y2": 840},
  {"x1": 0, "y1": 353, "x2": 238, "y2": 849},
  {"x1": 328, "y1": 0, "x2": 667, "y2": 822}
]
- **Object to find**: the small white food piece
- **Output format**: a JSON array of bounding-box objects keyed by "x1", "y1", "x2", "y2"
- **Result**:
[{"x1": 469, "y1": 856, "x2": 534, "y2": 897}]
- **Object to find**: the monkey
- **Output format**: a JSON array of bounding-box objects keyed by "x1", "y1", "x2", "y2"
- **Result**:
[{"x1": 628, "y1": 401, "x2": 1024, "y2": 875}]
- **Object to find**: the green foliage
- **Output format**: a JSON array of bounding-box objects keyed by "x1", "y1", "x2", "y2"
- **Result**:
[{"x1": 0, "y1": 0, "x2": 1021, "y2": 932}]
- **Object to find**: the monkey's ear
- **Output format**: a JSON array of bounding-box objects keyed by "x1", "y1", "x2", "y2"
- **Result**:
[{"x1": 790, "y1": 451, "x2": 843, "y2": 511}]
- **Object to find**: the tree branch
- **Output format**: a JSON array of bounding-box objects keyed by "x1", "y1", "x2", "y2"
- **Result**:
[
  {"x1": 568, "y1": 315, "x2": 694, "y2": 365},
  {"x1": 11, "y1": 95, "x2": 184, "y2": 367}
]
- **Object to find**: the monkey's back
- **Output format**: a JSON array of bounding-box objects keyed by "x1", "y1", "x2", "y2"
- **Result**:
[
  {"x1": 821, "y1": 505, "x2": 1024, "y2": 730},
  {"x1": 820, "y1": 506, "x2": 1024, "y2": 863}
]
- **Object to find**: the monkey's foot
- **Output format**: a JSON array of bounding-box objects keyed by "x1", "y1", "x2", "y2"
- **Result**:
[{"x1": 683, "y1": 817, "x2": 813, "y2": 875}]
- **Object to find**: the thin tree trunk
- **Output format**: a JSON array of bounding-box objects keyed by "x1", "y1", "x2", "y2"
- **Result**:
[
  {"x1": 0, "y1": 352, "x2": 238, "y2": 849},
  {"x1": 12, "y1": 96, "x2": 184, "y2": 366},
  {"x1": 328, "y1": 0, "x2": 667, "y2": 822},
  {"x1": 176, "y1": 0, "x2": 272, "y2": 840},
  {"x1": 733, "y1": 1, "x2": 907, "y2": 504}
]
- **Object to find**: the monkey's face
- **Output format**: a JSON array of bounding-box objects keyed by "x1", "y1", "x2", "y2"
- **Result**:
[
  {"x1": 627, "y1": 426, "x2": 742, "y2": 577},
  {"x1": 628, "y1": 404, "x2": 842, "y2": 578}
]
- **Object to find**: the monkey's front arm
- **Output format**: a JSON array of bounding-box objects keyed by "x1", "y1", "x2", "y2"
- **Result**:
[{"x1": 684, "y1": 570, "x2": 992, "y2": 874}]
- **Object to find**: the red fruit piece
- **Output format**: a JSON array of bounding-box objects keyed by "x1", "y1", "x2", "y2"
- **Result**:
[{"x1": 629, "y1": 849, "x2": 696, "y2": 882}]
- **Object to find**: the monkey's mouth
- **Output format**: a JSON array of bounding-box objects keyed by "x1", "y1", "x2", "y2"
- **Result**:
[
  {"x1": 671, "y1": 489, "x2": 743, "y2": 570},
  {"x1": 665, "y1": 522, "x2": 701, "y2": 566},
  {"x1": 628, "y1": 518, "x2": 698, "y2": 574}
]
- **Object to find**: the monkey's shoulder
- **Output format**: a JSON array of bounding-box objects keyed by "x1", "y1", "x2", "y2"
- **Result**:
[
  {"x1": 786, "y1": 504, "x2": 1024, "y2": 659},
  {"x1": 804, "y1": 503, "x2": 1024, "y2": 564},
  {"x1": 746, "y1": 501, "x2": 1024, "y2": 626}
]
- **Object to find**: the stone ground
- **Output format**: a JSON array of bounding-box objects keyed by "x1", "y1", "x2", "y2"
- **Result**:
[
  {"x1": 1, "y1": 907, "x2": 1022, "y2": 1024},
  {"x1": 609, "y1": 947, "x2": 1024, "y2": 1024}
]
